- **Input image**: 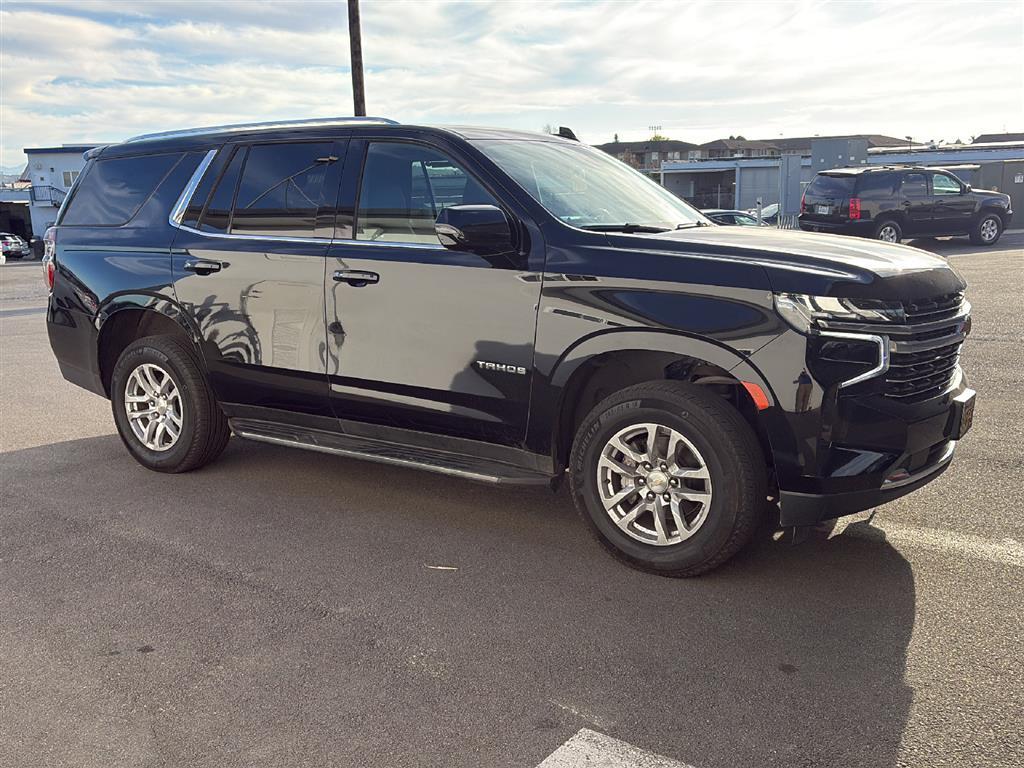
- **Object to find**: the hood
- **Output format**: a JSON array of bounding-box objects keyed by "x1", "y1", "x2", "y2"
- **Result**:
[
  {"x1": 971, "y1": 187, "x2": 1010, "y2": 202},
  {"x1": 620, "y1": 225, "x2": 965, "y2": 300}
]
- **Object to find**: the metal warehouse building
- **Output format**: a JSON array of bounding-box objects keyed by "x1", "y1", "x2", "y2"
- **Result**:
[{"x1": 660, "y1": 135, "x2": 1024, "y2": 219}]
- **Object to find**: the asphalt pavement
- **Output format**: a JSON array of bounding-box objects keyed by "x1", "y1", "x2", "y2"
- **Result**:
[{"x1": 1, "y1": 235, "x2": 1021, "y2": 768}]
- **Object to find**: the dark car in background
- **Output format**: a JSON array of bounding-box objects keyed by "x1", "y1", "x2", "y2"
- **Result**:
[
  {"x1": 701, "y1": 208, "x2": 767, "y2": 226},
  {"x1": 44, "y1": 117, "x2": 976, "y2": 577},
  {"x1": 799, "y1": 166, "x2": 1012, "y2": 245}
]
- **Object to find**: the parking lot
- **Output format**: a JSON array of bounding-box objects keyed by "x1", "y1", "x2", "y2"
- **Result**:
[{"x1": 1, "y1": 235, "x2": 1021, "y2": 767}]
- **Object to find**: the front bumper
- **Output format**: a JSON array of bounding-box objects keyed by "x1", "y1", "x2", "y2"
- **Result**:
[{"x1": 748, "y1": 328, "x2": 973, "y2": 527}]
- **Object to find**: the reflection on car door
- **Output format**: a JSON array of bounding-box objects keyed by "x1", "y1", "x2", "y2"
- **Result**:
[
  {"x1": 171, "y1": 139, "x2": 345, "y2": 416},
  {"x1": 899, "y1": 172, "x2": 933, "y2": 236},
  {"x1": 324, "y1": 138, "x2": 542, "y2": 445}
]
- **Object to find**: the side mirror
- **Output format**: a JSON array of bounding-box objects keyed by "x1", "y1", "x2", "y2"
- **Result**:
[
  {"x1": 962, "y1": 184, "x2": 971, "y2": 194},
  {"x1": 435, "y1": 205, "x2": 513, "y2": 255}
]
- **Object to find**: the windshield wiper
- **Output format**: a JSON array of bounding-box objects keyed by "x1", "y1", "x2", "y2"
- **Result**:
[
  {"x1": 580, "y1": 223, "x2": 671, "y2": 233},
  {"x1": 676, "y1": 221, "x2": 711, "y2": 229}
]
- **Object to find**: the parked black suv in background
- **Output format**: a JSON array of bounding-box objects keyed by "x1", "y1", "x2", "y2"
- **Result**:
[
  {"x1": 45, "y1": 118, "x2": 976, "y2": 576},
  {"x1": 799, "y1": 166, "x2": 1012, "y2": 245}
]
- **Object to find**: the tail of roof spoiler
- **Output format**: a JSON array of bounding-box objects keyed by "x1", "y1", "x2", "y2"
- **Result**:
[{"x1": 83, "y1": 146, "x2": 107, "y2": 160}]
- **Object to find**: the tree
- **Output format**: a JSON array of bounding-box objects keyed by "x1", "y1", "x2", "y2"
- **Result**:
[
  {"x1": 614, "y1": 133, "x2": 619, "y2": 143},
  {"x1": 542, "y1": 123, "x2": 554, "y2": 135},
  {"x1": 650, "y1": 133, "x2": 669, "y2": 142}
]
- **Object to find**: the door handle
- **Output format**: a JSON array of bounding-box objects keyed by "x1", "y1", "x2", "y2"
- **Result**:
[
  {"x1": 333, "y1": 269, "x2": 379, "y2": 286},
  {"x1": 183, "y1": 259, "x2": 222, "y2": 275}
]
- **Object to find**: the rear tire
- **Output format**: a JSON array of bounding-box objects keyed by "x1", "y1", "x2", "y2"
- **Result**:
[
  {"x1": 874, "y1": 219, "x2": 902, "y2": 243},
  {"x1": 110, "y1": 335, "x2": 230, "y2": 473},
  {"x1": 970, "y1": 213, "x2": 1002, "y2": 246},
  {"x1": 569, "y1": 381, "x2": 766, "y2": 577}
]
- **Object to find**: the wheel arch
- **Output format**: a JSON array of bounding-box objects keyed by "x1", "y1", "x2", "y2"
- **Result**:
[
  {"x1": 546, "y1": 329, "x2": 777, "y2": 472},
  {"x1": 96, "y1": 294, "x2": 203, "y2": 397}
]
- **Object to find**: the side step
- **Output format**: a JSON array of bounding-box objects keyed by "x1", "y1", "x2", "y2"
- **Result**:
[{"x1": 229, "y1": 418, "x2": 555, "y2": 486}]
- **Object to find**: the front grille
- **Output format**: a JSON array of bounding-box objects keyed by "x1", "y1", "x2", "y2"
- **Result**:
[{"x1": 883, "y1": 292, "x2": 966, "y2": 402}]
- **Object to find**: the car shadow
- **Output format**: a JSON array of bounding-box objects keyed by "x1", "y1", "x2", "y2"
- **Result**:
[
  {"x1": 906, "y1": 233, "x2": 1022, "y2": 256},
  {"x1": 2, "y1": 434, "x2": 915, "y2": 768}
]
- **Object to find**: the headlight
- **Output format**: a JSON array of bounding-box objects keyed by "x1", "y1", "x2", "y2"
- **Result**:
[{"x1": 774, "y1": 293, "x2": 905, "y2": 333}]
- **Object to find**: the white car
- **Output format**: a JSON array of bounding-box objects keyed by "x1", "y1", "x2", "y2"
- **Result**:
[{"x1": 0, "y1": 232, "x2": 31, "y2": 260}]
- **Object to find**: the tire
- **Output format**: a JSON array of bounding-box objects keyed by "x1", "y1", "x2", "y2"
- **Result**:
[
  {"x1": 970, "y1": 213, "x2": 1002, "y2": 246},
  {"x1": 110, "y1": 334, "x2": 230, "y2": 473},
  {"x1": 569, "y1": 381, "x2": 767, "y2": 577},
  {"x1": 874, "y1": 219, "x2": 902, "y2": 243}
]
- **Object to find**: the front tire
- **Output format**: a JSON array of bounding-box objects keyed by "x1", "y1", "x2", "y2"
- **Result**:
[
  {"x1": 110, "y1": 335, "x2": 230, "y2": 473},
  {"x1": 970, "y1": 213, "x2": 1002, "y2": 246},
  {"x1": 569, "y1": 381, "x2": 766, "y2": 577},
  {"x1": 875, "y1": 219, "x2": 902, "y2": 243}
]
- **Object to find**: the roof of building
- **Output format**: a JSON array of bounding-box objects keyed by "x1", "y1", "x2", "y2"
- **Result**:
[
  {"x1": 595, "y1": 139, "x2": 698, "y2": 153},
  {"x1": 699, "y1": 138, "x2": 777, "y2": 150},
  {"x1": 973, "y1": 132, "x2": 1024, "y2": 144}
]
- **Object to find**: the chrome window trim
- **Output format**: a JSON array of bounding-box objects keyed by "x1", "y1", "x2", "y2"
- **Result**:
[
  {"x1": 127, "y1": 116, "x2": 398, "y2": 144},
  {"x1": 169, "y1": 149, "x2": 218, "y2": 227},
  {"x1": 168, "y1": 147, "x2": 446, "y2": 250},
  {"x1": 819, "y1": 330, "x2": 890, "y2": 389}
]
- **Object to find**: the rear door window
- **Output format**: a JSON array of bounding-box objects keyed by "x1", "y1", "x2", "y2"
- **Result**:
[
  {"x1": 900, "y1": 173, "x2": 929, "y2": 197},
  {"x1": 61, "y1": 153, "x2": 182, "y2": 226},
  {"x1": 200, "y1": 147, "x2": 246, "y2": 233},
  {"x1": 230, "y1": 142, "x2": 335, "y2": 238},
  {"x1": 805, "y1": 174, "x2": 856, "y2": 199}
]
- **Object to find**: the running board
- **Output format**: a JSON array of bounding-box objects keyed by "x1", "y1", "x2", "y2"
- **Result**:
[{"x1": 229, "y1": 418, "x2": 555, "y2": 486}]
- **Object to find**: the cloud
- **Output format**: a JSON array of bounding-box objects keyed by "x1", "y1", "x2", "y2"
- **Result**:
[{"x1": 1, "y1": 0, "x2": 1021, "y2": 165}]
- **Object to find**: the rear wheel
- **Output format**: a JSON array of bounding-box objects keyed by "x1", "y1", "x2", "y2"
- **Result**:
[
  {"x1": 110, "y1": 335, "x2": 230, "y2": 473},
  {"x1": 875, "y1": 219, "x2": 902, "y2": 243},
  {"x1": 569, "y1": 381, "x2": 766, "y2": 577},
  {"x1": 970, "y1": 213, "x2": 1002, "y2": 246}
]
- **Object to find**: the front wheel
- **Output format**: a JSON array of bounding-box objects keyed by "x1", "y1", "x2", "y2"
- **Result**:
[
  {"x1": 569, "y1": 381, "x2": 766, "y2": 577},
  {"x1": 110, "y1": 335, "x2": 230, "y2": 473},
  {"x1": 970, "y1": 213, "x2": 1002, "y2": 246}
]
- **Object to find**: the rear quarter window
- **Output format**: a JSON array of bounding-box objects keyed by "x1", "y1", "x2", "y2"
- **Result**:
[
  {"x1": 806, "y1": 174, "x2": 856, "y2": 198},
  {"x1": 854, "y1": 172, "x2": 897, "y2": 198},
  {"x1": 61, "y1": 152, "x2": 182, "y2": 226}
]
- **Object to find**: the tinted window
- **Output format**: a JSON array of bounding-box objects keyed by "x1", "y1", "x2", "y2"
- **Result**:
[
  {"x1": 901, "y1": 173, "x2": 928, "y2": 197},
  {"x1": 356, "y1": 142, "x2": 497, "y2": 244},
  {"x1": 61, "y1": 153, "x2": 181, "y2": 226},
  {"x1": 231, "y1": 142, "x2": 334, "y2": 237},
  {"x1": 932, "y1": 173, "x2": 961, "y2": 195},
  {"x1": 200, "y1": 147, "x2": 246, "y2": 233},
  {"x1": 854, "y1": 172, "x2": 897, "y2": 198},
  {"x1": 805, "y1": 174, "x2": 856, "y2": 198},
  {"x1": 733, "y1": 213, "x2": 760, "y2": 226}
]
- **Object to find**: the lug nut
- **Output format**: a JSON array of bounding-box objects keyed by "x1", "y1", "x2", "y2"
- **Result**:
[
  {"x1": 663, "y1": 493, "x2": 671, "y2": 501},
  {"x1": 660, "y1": 463, "x2": 667, "y2": 471},
  {"x1": 643, "y1": 462, "x2": 652, "y2": 470},
  {"x1": 637, "y1": 477, "x2": 645, "y2": 485},
  {"x1": 670, "y1": 478, "x2": 678, "y2": 486},
  {"x1": 646, "y1": 492, "x2": 655, "y2": 501}
]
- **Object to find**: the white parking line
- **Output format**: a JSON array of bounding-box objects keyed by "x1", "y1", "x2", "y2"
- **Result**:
[
  {"x1": 537, "y1": 728, "x2": 697, "y2": 768},
  {"x1": 836, "y1": 517, "x2": 1024, "y2": 568}
]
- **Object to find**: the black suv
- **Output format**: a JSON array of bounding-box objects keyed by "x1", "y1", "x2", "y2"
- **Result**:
[
  {"x1": 799, "y1": 166, "x2": 1012, "y2": 245},
  {"x1": 45, "y1": 118, "x2": 976, "y2": 576}
]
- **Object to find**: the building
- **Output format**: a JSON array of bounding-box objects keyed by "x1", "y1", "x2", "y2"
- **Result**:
[
  {"x1": 22, "y1": 145, "x2": 97, "y2": 236},
  {"x1": 595, "y1": 139, "x2": 698, "y2": 175},
  {"x1": 658, "y1": 134, "x2": 1024, "y2": 216}
]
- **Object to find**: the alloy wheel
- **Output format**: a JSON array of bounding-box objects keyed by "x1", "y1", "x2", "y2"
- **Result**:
[
  {"x1": 980, "y1": 218, "x2": 999, "y2": 243},
  {"x1": 124, "y1": 363, "x2": 184, "y2": 452},
  {"x1": 878, "y1": 225, "x2": 899, "y2": 243},
  {"x1": 596, "y1": 422, "x2": 713, "y2": 546}
]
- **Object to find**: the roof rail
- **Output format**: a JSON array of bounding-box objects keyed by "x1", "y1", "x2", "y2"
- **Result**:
[{"x1": 124, "y1": 116, "x2": 400, "y2": 144}]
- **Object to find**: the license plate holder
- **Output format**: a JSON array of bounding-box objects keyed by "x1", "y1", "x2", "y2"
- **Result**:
[
  {"x1": 815, "y1": 204, "x2": 830, "y2": 215},
  {"x1": 950, "y1": 388, "x2": 976, "y2": 440}
]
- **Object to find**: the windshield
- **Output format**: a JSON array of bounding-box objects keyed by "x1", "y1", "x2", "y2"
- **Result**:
[{"x1": 474, "y1": 139, "x2": 707, "y2": 231}]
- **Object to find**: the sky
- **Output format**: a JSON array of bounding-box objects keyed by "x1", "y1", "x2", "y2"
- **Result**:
[{"x1": 1, "y1": 0, "x2": 1022, "y2": 168}]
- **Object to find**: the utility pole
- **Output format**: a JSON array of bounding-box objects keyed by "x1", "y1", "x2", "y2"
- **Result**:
[{"x1": 347, "y1": 0, "x2": 366, "y2": 116}]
